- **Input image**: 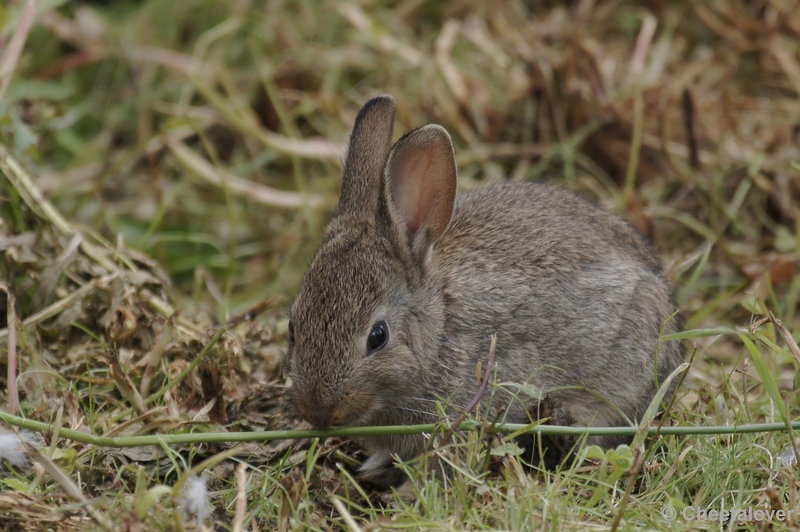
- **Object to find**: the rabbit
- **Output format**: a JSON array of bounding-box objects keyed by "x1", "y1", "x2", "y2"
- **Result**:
[{"x1": 285, "y1": 94, "x2": 684, "y2": 489}]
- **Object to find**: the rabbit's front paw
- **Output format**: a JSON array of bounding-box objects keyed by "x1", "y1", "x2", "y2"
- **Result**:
[{"x1": 358, "y1": 450, "x2": 408, "y2": 490}]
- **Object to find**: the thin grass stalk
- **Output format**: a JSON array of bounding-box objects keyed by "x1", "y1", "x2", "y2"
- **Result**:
[
  {"x1": 232, "y1": 463, "x2": 247, "y2": 532},
  {"x1": 742, "y1": 327, "x2": 800, "y2": 464},
  {"x1": 3, "y1": 410, "x2": 800, "y2": 448},
  {"x1": 622, "y1": 13, "x2": 657, "y2": 206}
]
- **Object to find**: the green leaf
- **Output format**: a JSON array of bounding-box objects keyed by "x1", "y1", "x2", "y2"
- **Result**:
[
  {"x1": 606, "y1": 445, "x2": 634, "y2": 470},
  {"x1": 661, "y1": 328, "x2": 737, "y2": 342},
  {"x1": 631, "y1": 362, "x2": 689, "y2": 449},
  {"x1": 740, "y1": 334, "x2": 789, "y2": 423},
  {"x1": 52, "y1": 447, "x2": 78, "y2": 474},
  {"x1": 668, "y1": 496, "x2": 687, "y2": 510},
  {"x1": 4, "y1": 80, "x2": 72, "y2": 103},
  {"x1": 2, "y1": 478, "x2": 31, "y2": 491},
  {"x1": 133, "y1": 485, "x2": 171, "y2": 520},
  {"x1": 678, "y1": 242, "x2": 712, "y2": 303},
  {"x1": 582, "y1": 445, "x2": 606, "y2": 461},
  {"x1": 490, "y1": 443, "x2": 523, "y2": 456}
]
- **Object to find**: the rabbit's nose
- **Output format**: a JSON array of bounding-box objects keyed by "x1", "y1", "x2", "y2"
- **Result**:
[
  {"x1": 293, "y1": 395, "x2": 331, "y2": 429},
  {"x1": 302, "y1": 409, "x2": 333, "y2": 429},
  {"x1": 299, "y1": 405, "x2": 345, "y2": 429},
  {"x1": 293, "y1": 395, "x2": 341, "y2": 429},
  {"x1": 295, "y1": 390, "x2": 370, "y2": 429}
]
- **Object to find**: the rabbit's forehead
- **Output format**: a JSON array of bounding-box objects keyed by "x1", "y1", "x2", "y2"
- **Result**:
[{"x1": 293, "y1": 236, "x2": 397, "y2": 336}]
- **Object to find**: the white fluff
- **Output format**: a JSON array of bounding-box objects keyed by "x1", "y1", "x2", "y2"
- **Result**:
[
  {"x1": 179, "y1": 475, "x2": 212, "y2": 522},
  {"x1": 0, "y1": 430, "x2": 42, "y2": 470}
]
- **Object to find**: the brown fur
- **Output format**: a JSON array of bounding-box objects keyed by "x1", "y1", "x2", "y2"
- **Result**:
[{"x1": 286, "y1": 95, "x2": 684, "y2": 489}]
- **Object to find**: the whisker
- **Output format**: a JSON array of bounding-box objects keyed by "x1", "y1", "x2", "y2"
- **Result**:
[
  {"x1": 393, "y1": 406, "x2": 444, "y2": 418},
  {"x1": 396, "y1": 396, "x2": 472, "y2": 411},
  {"x1": 330, "y1": 391, "x2": 473, "y2": 411},
  {"x1": 407, "y1": 396, "x2": 460, "y2": 406}
]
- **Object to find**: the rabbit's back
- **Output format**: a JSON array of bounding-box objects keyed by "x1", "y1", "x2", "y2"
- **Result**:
[
  {"x1": 441, "y1": 182, "x2": 660, "y2": 271},
  {"x1": 432, "y1": 182, "x2": 682, "y2": 438}
]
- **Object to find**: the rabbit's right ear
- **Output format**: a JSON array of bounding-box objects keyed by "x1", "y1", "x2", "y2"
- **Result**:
[
  {"x1": 337, "y1": 95, "x2": 397, "y2": 217},
  {"x1": 384, "y1": 124, "x2": 457, "y2": 259}
]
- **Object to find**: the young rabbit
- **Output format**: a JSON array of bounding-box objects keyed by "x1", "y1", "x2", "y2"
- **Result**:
[{"x1": 286, "y1": 95, "x2": 683, "y2": 488}]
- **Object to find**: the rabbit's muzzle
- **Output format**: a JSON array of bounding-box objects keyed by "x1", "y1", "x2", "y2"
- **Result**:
[{"x1": 293, "y1": 388, "x2": 372, "y2": 429}]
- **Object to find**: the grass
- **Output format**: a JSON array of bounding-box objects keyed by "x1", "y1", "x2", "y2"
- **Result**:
[{"x1": 1, "y1": 0, "x2": 800, "y2": 530}]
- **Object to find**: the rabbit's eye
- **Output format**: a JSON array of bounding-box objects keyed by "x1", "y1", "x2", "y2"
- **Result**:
[
  {"x1": 367, "y1": 321, "x2": 389, "y2": 354},
  {"x1": 288, "y1": 320, "x2": 295, "y2": 344}
]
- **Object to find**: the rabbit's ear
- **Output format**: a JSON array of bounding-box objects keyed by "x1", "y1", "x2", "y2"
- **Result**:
[
  {"x1": 337, "y1": 95, "x2": 397, "y2": 217},
  {"x1": 385, "y1": 124, "x2": 457, "y2": 255}
]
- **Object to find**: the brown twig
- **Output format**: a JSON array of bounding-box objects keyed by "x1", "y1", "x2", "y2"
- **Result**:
[
  {"x1": 139, "y1": 310, "x2": 179, "y2": 398},
  {"x1": 609, "y1": 447, "x2": 645, "y2": 532},
  {"x1": 681, "y1": 89, "x2": 700, "y2": 169},
  {"x1": 0, "y1": 285, "x2": 19, "y2": 415},
  {"x1": 428, "y1": 334, "x2": 497, "y2": 478},
  {"x1": 0, "y1": 0, "x2": 36, "y2": 102},
  {"x1": 107, "y1": 347, "x2": 147, "y2": 416},
  {"x1": 226, "y1": 296, "x2": 283, "y2": 328},
  {"x1": 751, "y1": 312, "x2": 800, "y2": 365}
]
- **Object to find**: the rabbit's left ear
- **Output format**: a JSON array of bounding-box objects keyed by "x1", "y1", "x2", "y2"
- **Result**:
[
  {"x1": 384, "y1": 124, "x2": 457, "y2": 257},
  {"x1": 337, "y1": 95, "x2": 397, "y2": 218}
]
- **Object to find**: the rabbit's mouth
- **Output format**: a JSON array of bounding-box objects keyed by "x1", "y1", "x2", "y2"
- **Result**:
[{"x1": 295, "y1": 389, "x2": 376, "y2": 429}]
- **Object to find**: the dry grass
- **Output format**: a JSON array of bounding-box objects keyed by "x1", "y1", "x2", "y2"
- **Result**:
[{"x1": 1, "y1": 0, "x2": 800, "y2": 530}]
